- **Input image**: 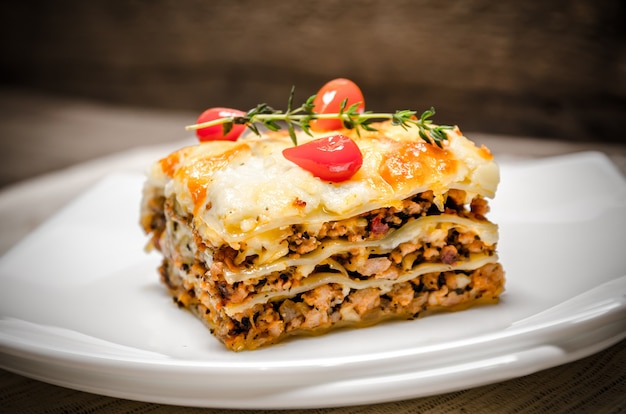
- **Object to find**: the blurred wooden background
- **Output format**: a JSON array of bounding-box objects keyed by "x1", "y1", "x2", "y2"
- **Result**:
[{"x1": 0, "y1": 0, "x2": 624, "y2": 143}]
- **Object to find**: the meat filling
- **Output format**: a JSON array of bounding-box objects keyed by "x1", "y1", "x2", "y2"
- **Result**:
[
  {"x1": 146, "y1": 188, "x2": 503, "y2": 351},
  {"x1": 161, "y1": 259, "x2": 505, "y2": 351}
]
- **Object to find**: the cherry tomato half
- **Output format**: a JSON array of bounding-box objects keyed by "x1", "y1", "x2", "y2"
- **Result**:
[
  {"x1": 310, "y1": 78, "x2": 365, "y2": 132},
  {"x1": 282, "y1": 135, "x2": 363, "y2": 182},
  {"x1": 195, "y1": 107, "x2": 247, "y2": 142}
]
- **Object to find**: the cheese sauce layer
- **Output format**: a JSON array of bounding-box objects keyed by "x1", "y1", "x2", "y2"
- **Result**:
[{"x1": 147, "y1": 122, "x2": 499, "y2": 246}]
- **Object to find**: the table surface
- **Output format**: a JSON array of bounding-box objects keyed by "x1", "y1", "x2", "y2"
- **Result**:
[{"x1": 0, "y1": 89, "x2": 625, "y2": 413}]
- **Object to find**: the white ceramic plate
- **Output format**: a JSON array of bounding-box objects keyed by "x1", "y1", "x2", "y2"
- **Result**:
[{"x1": 0, "y1": 151, "x2": 625, "y2": 409}]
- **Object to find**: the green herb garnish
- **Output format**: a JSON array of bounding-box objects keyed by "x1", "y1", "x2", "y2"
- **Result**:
[{"x1": 185, "y1": 86, "x2": 453, "y2": 147}]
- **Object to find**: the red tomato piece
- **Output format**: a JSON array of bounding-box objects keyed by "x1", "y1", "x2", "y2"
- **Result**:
[
  {"x1": 195, "y1": 107, "x2": 246, "y2": 142},
  {"x1": 282, "y1": 135, "x2": 363, "y2": 182},
  {"x1": 310, "y1": 78, "x2": 365, "y2": 132}
]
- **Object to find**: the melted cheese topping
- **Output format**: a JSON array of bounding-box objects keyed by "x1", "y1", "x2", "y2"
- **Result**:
[{"x1": 148, "y1": 122, "x2": 499, "y2": 248}]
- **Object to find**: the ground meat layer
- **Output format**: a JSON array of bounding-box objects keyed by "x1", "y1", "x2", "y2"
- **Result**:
[
  {"x1": 144, "y1": 188, "x2": 504, "y2": 351},
  {"x1": 161, "y1": 258, "x2": 505, "y2": 351}
]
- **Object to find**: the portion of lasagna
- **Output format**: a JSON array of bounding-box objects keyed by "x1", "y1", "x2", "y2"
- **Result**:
[{"x1": 140, "y1": 121, "x2": 505, "y2": 351}]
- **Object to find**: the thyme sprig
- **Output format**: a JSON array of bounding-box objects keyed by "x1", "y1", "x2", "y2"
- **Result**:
[{"x1": 185, "y1": 86, "x2": 453, "y2": 147}]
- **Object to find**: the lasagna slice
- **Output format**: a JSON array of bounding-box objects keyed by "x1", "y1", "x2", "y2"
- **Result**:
[{"x1": 140, "y1": 121, "x2": 505, "y2": 351}]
